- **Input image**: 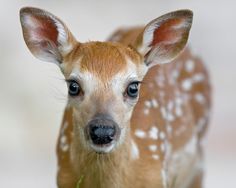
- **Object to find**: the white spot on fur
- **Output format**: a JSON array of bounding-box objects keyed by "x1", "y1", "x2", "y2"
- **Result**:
[
  {"x1": 185, "y1": 59, "x2": 195, "y2": 72},
  {"x1": 60, "y1": 135, "x2": 67, "y2": 144},
  {"x1": 175, "y1": 97, "x2": 183, "y2": 106},
  {"x1": 161, "y1": 107, "x2": 167, "y2": 119},
  {"x1": 149, "y1": 145, "x2": 158, "y2": 152},
  {"x1": 160, "y1": 131, "x2": 166, "y2": 140},
  {"x1": 60, "y1": 135, "x2": 69, "y2": 152},
  {"x1": 144, "y1": 100, "x2": 152, "y2": 108},
  {"x1": 149, "y1": 126, "x2": 159, "y2": 140},
  {"x1": 144, "y1": 99, "x2": 158, "y2": 110},
  {"x1": 167, "y1": 101, "x2": 174, "y2": 111},
  {"x1": 143, "y1": 108, "x2": 150, "y2": 115},
  {"x1": 194, "y1": 93, "x2": 205, "y2": 105},
  {"x1": 134, "y1": 129, "x2": 146, "y2": 139},
  {"x1": 59, "y1": 122, "x2": 70, "y2": 152},
  {"x1": 181, "y1": 79, "x2": 192, "y2": 91},
  {"x1": 151, "y1": 99, "x2": 159, "y2": 108},
  {"x1": 192, "y1": 73, "x2": 205, "y2": 82},
  {"x1": 175, "y1": 105, "x2": 183, "y2": 117},
  {"x1": 166, "y1": 112, "x2": 175, "y2": 122},
  {"x1": 181, "y1": 73, "x2": 205, "y2": 92},
  {"x1": 131, "y1": 140, "x2": 139, "y2": 160},
  {"x1": 152, "y1": 154, "x2": 160, "y2": 160},
  {"x1": 172, "y1": 69, "x2": 180, "y2": 81},
  {"x1": 61, "y1": 144, "x2": 69, "y2": 152}
]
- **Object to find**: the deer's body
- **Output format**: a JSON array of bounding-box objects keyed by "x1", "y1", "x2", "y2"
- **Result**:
[
  {"x1": 56, "y1": 28, "x2": 210, "y2": 188},
  {"x1": 20, "y1": 8, "x2": 211, "y2": 188}
]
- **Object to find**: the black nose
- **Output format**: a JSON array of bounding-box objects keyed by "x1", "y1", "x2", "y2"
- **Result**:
[
  {"x1": 87, "y1": 115, "x2": 118, "y2": 145},
  {"x1": 90, "y1": 125, "x2": 116, "y2": 145}
]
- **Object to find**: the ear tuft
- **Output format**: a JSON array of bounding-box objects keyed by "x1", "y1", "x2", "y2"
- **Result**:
[{"x1": 136, "y1": 10, "x2": 193, "y2": 68}]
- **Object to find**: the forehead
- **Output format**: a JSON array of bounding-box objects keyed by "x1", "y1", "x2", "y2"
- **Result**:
[{"x1": 64, "y1": 42, "x2": 142, "y2": 81}]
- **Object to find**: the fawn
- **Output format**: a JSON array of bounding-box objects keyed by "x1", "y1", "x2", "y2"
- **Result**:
[{"x1": 20, "y1": 7, "x2": 211, "y2": 188}]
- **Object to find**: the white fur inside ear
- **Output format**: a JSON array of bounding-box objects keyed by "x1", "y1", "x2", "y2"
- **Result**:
[
  {"x1": 22, "y1": 14, "x2": 40, "y2": 29},
  {"x1": 142, "y1": 23, "x2": 159, "y2": 52},
  {"x1": 53, "y1": 19, "x2": 67, "y2": 44},
  {"x1": 53, "y1": 19, "x2": 73, "y2": 55},
  {"x1": 172, "y1": 20, "x2": 189, "y2": 30},
  {"x1": 146, "y1": 44, "x2": 176, "y2": 65},
  {"x1": 21, "y1": 11, "x2": 74, "y2": 62},
  {"x1": 22, "y1": 14, "x2": 44, "y2": 41},
  {"x1": 137, "y1": 12, "x2": 192, "y2": 67},
  {"x1": 140, "y1": 20, "x2": 183, "y2": 57},
  {"x1": 22, "y1": 13, "x2": 69, "y2": 45},
  {"x1": 137, "y1": 23, "x2": 158, "y2": 55}
]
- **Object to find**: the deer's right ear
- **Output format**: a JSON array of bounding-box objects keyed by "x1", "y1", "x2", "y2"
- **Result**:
[{"x1": 20, "y1": 7, "x2": 77, "y2": 64}]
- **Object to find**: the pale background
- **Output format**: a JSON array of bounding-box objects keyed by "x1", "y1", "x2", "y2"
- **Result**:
[{"x1": 0, "y1": 0, "x2": 235, "y2": 187}]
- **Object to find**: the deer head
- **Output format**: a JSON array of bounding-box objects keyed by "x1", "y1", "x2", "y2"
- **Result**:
[{"x1": 20, "y1": 7, "x2": 193, "y2": 154}]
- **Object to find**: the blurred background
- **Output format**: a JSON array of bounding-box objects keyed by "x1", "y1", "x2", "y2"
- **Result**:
[{"x1": 0, "y1": 0, "x2": 235, "y2": 187}]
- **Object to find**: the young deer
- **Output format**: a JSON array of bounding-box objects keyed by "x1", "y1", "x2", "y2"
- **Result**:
[{"x1": 20, "y1": 7, "x2": 211, "y2": 188}]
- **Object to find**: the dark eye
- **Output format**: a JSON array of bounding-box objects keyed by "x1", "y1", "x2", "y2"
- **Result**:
[
  {"x1": 68, "y1": 80, "x2": 81, "y2": 96},
  {"x1": 126, "y1": 82, "x2": 139, "y2": 98}
]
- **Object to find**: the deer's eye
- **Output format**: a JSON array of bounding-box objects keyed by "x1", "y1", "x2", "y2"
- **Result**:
[
  {"x1": 68, "y1": 80, "x2": 81, "y2": 96},
  {"x1": 126, "y1": 82, "x2": 139, "y2": 98}
]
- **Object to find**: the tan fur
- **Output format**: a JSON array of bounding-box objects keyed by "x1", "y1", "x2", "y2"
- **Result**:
[
  {"x1": 56, "y1": 28, "x2": 211, "y2": 188},
  {"x1": 19, "y1": 7, "x2": 210, "y2": 188},
  {"x1": 63, "y1": 42, "x2": 142, "y2": 82}
]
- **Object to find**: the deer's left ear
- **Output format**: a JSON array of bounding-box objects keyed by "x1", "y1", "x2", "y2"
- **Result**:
[{"x1": 135, "y1": 10, "x2": 193, "y2": 68}]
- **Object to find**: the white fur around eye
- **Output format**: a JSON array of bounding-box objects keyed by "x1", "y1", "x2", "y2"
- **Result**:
[
  {"x1": 111, "y1": 58, "x2": 147, "y2": 95},
  {"x1": 68, "y1": 69, "x2": 99, "y2": 97}
]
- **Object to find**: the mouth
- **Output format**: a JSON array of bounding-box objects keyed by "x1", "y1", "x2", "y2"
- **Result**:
[{"x1": 89, "y1": 141, "x2": 116, "y2": 154}]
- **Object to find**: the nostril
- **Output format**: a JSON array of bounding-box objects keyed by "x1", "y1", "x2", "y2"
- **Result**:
[
  {"x1": 92, "y1": 125, "x2": 115, "y2": 137},
  {"x1": 89, "y1": 125, "x2": 116, "y2": 145}
]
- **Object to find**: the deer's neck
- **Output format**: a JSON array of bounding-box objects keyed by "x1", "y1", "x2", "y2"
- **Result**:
[{"x1": 71, "y1": 129, "x2": 134, "y2": 188}]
